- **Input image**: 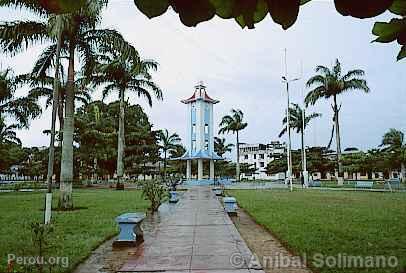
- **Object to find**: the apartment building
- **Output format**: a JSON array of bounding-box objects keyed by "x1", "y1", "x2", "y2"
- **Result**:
[{"x1": 239, "y1": 141, "x2": 286, "y2": 180}]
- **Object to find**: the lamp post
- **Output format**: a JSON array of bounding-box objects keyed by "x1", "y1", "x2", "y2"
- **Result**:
[
  {"x1": 302, "y1": 108, "x2": 309, "y2": 187},
  {"x1": 282, "y1": 49, "x2": 300, "y2": 192},
  {"x1": 282, "y1": 76, "x2": 300, "y2": 192}
]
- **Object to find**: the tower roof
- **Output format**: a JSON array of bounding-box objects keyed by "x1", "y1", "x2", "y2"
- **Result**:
[{"x1": 181, "y1": 81, "x2": 219, "y2": 104}]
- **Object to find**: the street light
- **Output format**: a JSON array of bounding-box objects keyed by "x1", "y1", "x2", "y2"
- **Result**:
[{"x1": 282, "y1": 76, "x2": 300, "y2": 192}]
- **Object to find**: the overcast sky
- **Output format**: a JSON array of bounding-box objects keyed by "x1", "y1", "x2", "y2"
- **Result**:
[{"x1": 0, "y1": 1, "x2": 405, "y2": 158}]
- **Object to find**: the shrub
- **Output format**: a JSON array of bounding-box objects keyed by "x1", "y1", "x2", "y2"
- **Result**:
[{"x1": 139, "y1": 179, "x2": 167, "y2": 212}]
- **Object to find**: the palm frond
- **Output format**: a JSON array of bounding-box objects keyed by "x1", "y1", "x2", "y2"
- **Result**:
[
  {"x1": 0, "y1": 21, "x2": 48, "y2": 54},
  {"x1": 304, "y1": 86, "x2": 325, "y2": 106},
  {"x1": 32, "y1": 44, "x2": 58, "y2": 77}
]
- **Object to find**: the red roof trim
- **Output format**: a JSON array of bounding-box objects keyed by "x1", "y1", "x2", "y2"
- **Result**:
[{"x1": 181, "y1": 92, "x2": 219, "y2": 104}]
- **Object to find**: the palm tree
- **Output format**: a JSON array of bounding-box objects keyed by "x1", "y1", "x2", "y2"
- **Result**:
[
  {"x1": 305, "y1": 59, "x2": 369, "y2": 183},
  {"x1": 0, "y1": 1, "x2": 72, "y2": 214},
  {"x1": 48, "y1": 2, "x2": 135, "y2": 206},
  {"x1": 214, "y1": 137, "x2": 234, "y2": 157},
  {"x1": 0, "y1": 117, "x2": 21, "y2": 145},
  {"x1": 218, "y1": 109, "x2": 247, "y2": 181},
  {"x1": 279, "y1": 103, "x2": 321, "y2": 174},
  {"x1": 92, "y1": 45, "x2": 162, "y2": 189},
  {"x1": 381, "y1": 129, "x2": 405, "y2": 179},
  {"x1": 0, "y1": 68, "x2": 41, "y2": 127},
  {"x1": 158, "y1": 129, "x2": 181, "y2": 179}
]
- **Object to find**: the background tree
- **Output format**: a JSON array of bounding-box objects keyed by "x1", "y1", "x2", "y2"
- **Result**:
[
  {"x1": 168, "y1": 144, "x2": 186, "y2": 176},
  {"x1": 380, "y1": 128, "x2": 405, "y2": 180},
  {"x1": 157, "y1": 129, "x2": 181, "y2": 180},
  {"x1": 75, "y1": 101, "x2": 159, "y2": 182},
  {"x1": 214, "y1": 137, "x2": 234, "y2": 157},
  {"x1": 0, "y1": 117, "x2": 21, "y2": 146},
  {"x1": 279, "y1": 103, "x2": 321, "y2": 176},
  {"x1": 219, "y1": 109, "x2": 247, "y2": 181},
  {"x1": 305, "y1": 59, "x2": 369, "y2": 184}
]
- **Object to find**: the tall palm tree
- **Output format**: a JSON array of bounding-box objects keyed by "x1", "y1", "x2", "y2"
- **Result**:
[
  {"x1": 279, "y1": 103, "x2": 321, "y2": 174},
  {"x1": 157, "y1": 129, "x2": 181, "y2": 179},
  {"x1": 305, "y1": 59, "x2": 369, "y2": 183},
  {"x1": 214, "y1": 137, "x2": 234, "y2": 157},
  {"x1": 218, "y1": 109, "x2": 247, "y2": 181},
  {"x1": 50, "y1": 2, "x2": 135, "y2": 206},
  {"x1": 0, "y1": 117, "x2": 21, "y2": 145},
  {"x1": 0, "y1": 1, "x2": 72, "y2": 213},
  {"x1": 381, "y1": 128, "x2": 405, "y2": 179},
  {"x1": 93, "y1": 46, "x2": 162, "y2": 188}
]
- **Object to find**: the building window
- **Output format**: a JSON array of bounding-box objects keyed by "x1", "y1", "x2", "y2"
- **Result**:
[
  {"x1": 244, "y1": 155, "x2": 248, "y2": 160},
  {"x1": 254, "y1": 154, "x2": 257, "y2": 159},
  {"x1": 260, "y1": 154, "x2": 264, "y2": 159},
  {"x1": 192, "y1": 124, "x2": 196, "y2": 134},
  {"x1": 205, "y1": 140, "x2": 209, "y2": 150},
  {"x1": 260, "y1": 162, "x2": 265, "y2": 168},
  {"x1": 204, "y1": 124, "x2": 209, "y2": 134},
  {"x1": 192, "y1": 140, "x2": 196, "y2": 151}
]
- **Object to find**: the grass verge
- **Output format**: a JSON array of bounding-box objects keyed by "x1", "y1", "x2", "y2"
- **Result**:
[
  {"x1": 230, "y1": 189, "x2": 406, "y2": 273},
  {"x1": 0, "y1": 189, "x2": 149, "y2": 272}
]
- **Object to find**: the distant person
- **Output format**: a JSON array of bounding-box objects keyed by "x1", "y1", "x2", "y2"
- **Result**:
[{"x1": 301, "y1": 175, "x2": 305, "y2": 188}]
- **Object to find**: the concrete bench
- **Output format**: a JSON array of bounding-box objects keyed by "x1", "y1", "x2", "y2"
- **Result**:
[
  {"x1": 309, "y1": 180, "x2": 321, "y2": 187},
  {"x1": 223, "y1": 197, "x2": 237, "y2": 216},
  {"x1": 113, "y1": 212, "x2": 146, "y2": 248},
  {"x1": 385, "y1": 179, "x2": 401, "y2": 190},
  {"x1": 213, "y1": 187, "x2": 224, "y2": 196},
  {"x1": 169, "y1": 191, "x2": 179, "y2": 203},
  {"x1": 355, "y1": 181, "x2": 374, "y2": 189}
]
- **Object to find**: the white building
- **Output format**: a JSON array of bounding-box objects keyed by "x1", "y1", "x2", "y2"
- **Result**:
[{"x1": 239, "y1": 141, "x2": 286, "y2": 180}]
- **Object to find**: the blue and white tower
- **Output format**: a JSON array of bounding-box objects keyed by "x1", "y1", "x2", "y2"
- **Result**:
[{"x1": 180, "y1": 82, "x2": 223, "y2": 181}]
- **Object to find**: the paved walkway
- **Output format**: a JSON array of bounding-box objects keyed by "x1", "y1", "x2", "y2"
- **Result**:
[{"x1": 119, "y1": 186, "x2": 264, "y2": 273}]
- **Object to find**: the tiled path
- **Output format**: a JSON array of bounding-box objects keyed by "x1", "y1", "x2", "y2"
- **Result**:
[{"x1": 119, "y1": 186, "x2": 265, "y2": 273}]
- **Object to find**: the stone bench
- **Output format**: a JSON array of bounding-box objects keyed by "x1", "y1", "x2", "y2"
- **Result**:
[
  {"x1": 169, "y1": 191, "x2": 179, "y2": 203},
  {"x1": 113, "y1": 212, "x2": 146, "y2": 248},
  {"x1": 355, "y1": 181, "x2": 374, "y2": 189},
  {"x1": 213, "y1": 187, "x2": 224, "y2": 196},
  {"x1": 223, "y1": 197, "x2": 237, "y2": 216},
  {"x1": 385, "y1": 178, "x2": 401, "y2": 190},
  {"x1": 309, "y1": 180, "x2": 322, "y2": 187}
]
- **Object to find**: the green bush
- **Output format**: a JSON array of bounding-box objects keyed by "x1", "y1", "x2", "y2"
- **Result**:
[{"x1": 139, "y1": 179, "x2": 167, "y2": 212}]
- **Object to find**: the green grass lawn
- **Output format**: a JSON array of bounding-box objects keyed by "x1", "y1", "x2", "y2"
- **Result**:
[
  {"x1": 0, "y1": 189, "x2": 149, "y2": 272},
  {"x1": 230, "y1": 189, "x2": 406, "y2": 273}
]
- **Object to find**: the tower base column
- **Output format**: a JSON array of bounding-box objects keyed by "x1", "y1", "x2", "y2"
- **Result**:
[
  {"x1": 198, "y1": 159, "x2": 203, "y2": 180},
  {"x1": 186, "y1": 160, "x2": 191, "y2": 180},
  {"x1": 210, "y1": 160, "x2": 215, "y2": 181}
]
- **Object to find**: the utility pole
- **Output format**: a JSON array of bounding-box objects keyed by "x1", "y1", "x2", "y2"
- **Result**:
[
  {"x1": 282, "y1": 49, "x2": 300, "y2": 192},
  {"x1": 301, "y1": 62, "x2": 309, "y2": 188}
]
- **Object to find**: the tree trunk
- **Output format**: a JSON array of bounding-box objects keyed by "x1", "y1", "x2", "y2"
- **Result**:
[
  {"x1": 58, "y1": 92, "x2": 64, "y2": 146},
  {"x1": 163, "y1": 150, "x2": 167, "y2": 180},
  {"x1": 143, "y1": 160, "x2": 146, "y2": 181},
  {"x1": 46, "y1": 32, "x2": 62, "y2": 193},
  {"x1": 59, "y1": 43, "x2": 75, "y2": 209},
  {"x1": 116, "y1": 88, "x2": 125, "y2": 189},
  {"x1": 401, "y1": 162, "x2": 405, "y2": 182},
  {"x1": 333, "y1": 95, "x2": 343, "y2": 183},
  {"x1": 236, "y1": 130, "x2": 240, "y2": 181},
  {"x1": 301, "y1": 129, "x2": 305, "y2": 175},
  {"x1": 44, "y1": 30, "x2": 63, "y2": 224}
]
